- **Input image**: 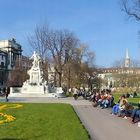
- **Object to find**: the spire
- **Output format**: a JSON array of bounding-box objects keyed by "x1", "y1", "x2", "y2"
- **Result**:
[
  {"x1": 125, "y1": 48, "x2": 129, "y2": 59},
  {"x1": 124, "y1": 48, "x2": 130, "y2": 68}
]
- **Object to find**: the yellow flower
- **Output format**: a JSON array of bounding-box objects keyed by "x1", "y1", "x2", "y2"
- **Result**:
[
  {"x1": 0, "y1": 104, "x2": 23, "y2": 124},
  {"x1": 0, "y1": 112, "x2": 15, "y2": 124},
  {"x1": 0, "y1": 105, "x2": 7, "y2": 111}
]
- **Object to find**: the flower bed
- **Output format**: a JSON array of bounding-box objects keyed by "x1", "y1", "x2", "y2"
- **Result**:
[{"x1": 0, "y1": 104, "x2": 23, "y2": 124}]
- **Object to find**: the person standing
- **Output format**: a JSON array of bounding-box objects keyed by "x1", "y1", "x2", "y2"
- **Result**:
[
  {"x1": 5, "y1": 87, "x2": 10, "y2": 102},
  {"x1": 73, "y1": 87, "x2": 78, "y2": 100}
]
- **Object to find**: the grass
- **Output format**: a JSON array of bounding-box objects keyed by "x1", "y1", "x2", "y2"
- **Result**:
[
  {"x1": 113, "y1": 93, "x2": 140, "y2": 107},
  {"x1": 0, "y1": 103, "x2": 89, "y2": 140}
]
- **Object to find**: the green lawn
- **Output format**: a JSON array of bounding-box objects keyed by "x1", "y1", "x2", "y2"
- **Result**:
[
  {"x1": 0, "y1": 103, "x2": 89, "y2": 140},
  {"x1": 113, "y1": 93, "x2": 140, "y2": 107}
]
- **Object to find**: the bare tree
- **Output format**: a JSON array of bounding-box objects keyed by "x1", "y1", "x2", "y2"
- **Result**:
[
  {"x1": 113, "y1": 72, "x2": 140, "y2": 89},
  {"x1": 28, "y1": 25, "x2": 49, "y2": 60},
  {"x1": 63, "y1": 44, "x2": 97, "y2": 89},
  {"x1": 132, "y1": 59, "x2": 140, "y2": 67},
  {"x1": 29, "y1": 25, "x2": 78, "y2": 87},
  {"x1": 29, "y1": 24, "x2": 98, "y2": 89},
  {"x1": 6, "y1": 59, "x2": 29, "y2": 87},
  {"x1": 112, "y1": 58, "x2": 140, "y2": 68},
  {"x1": 112, "y1": 59, "x2": 124, "y2": 68},
  {"x1": 121, "y1": 0, "x2": 140, "y2": 20},
  {"x1": 49, "y1": 30, "x2": 78, "y2": 87}
]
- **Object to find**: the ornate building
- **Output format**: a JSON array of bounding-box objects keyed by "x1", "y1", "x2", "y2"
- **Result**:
[{"x1": 0, "y1": 38, "x2": 22, "y2": 86}]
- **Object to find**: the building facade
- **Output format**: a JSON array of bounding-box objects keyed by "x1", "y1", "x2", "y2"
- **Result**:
[
  {"x1": 0, "y1": 38, "x2": 22, "y2": 86},
  {"x1": 98, "y1": 49, "x2": 140, "y2": 89}
]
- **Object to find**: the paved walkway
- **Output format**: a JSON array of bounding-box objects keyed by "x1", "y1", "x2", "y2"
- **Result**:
[
  {"x1": 1, "y1": 97, "x2": 140, "y2": 140},
  {"x1": 74, "y1": 105, "x2": 140, "y2": 140},
  {"x1": 0, "y1": 97, "x2": 91, "y2": 105}
]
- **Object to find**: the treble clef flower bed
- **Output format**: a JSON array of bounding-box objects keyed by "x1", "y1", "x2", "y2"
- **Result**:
[{"x1": 0, "y1": 104, "x2": 23, "y2": 124}]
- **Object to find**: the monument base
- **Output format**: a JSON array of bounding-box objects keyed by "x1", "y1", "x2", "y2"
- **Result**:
[
  {"x1": 10, "y1": 86, "x2": 65, "y2": 98},
  {"x1": 21, "y1": 85, "x2": 45, "y2": 94}
]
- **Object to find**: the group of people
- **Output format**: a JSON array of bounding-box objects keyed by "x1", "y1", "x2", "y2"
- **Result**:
[
  {"x1": 111, "y1": 94, "x2": 140, "y2": 123},
  {"x1": 72, "y1": 87, "x2": 92, "y2": 100},
  {"x1": 0, "y1": 87, "x2": 10, "y2": 102},
  {"x1": 91, "y1": 89, "x2": 114, "y2": 108},
  {"x1": 72, "y1": 88, "x2": 115, "y2": 107},
  {"x1": 90, "y1": 89, "x2": 140, "y2": 124}
]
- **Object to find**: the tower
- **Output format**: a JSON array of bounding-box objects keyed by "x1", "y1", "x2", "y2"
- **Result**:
[{"x1": 124, "y1": 48, "x2": 130, "y2": 68}]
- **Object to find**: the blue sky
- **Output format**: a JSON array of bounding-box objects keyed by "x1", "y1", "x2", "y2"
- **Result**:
[{"x1": 0, "y1": 0, "x2": 140, "y2": 67}]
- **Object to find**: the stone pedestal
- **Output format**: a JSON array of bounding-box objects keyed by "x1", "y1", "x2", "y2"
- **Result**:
[{"x1": 22, "y1": 85, "x2": 45, "y2": 94}]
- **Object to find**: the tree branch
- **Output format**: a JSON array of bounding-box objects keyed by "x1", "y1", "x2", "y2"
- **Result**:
[{"x1": 122, "y1": 0, "x2": 140, "y2": 20}]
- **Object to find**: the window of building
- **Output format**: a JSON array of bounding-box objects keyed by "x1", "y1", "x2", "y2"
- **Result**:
[
  {"x1": 1, "y1": 62, "x2": 4, "y2": 68},
  {"x1": 1, "y1": 55, "x2": 4, "y2": 60}
]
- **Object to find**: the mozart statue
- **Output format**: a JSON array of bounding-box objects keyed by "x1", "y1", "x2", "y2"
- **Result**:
[{"x1": 30, "y1": 51, "x2": 41, "y2": 68}]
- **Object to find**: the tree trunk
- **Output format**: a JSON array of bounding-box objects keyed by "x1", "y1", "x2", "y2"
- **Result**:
[
  {"x1": 58, "y1": 72, "x2": 62, "y2": 87},
  {"x1": 68, "y1": 67, "x2": 71, "y2": 89}
]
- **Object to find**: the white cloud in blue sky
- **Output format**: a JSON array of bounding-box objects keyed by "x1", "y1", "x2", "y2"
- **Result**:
[{"x1": 0, "y1": 0, "x2": 139, "y2": 67}]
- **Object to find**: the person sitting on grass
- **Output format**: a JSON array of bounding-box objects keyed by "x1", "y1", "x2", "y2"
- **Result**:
[
  {"x1": 98, "y1": 91, "x2": 105, "y2": 107},
  {"x1": 92, "y1": 91, "x2": 101, "y2": 107},
  {"x1": 101, "y1": 92, "x2": 112, "y2": 109},
  {"x1": 133, "y1": 91, "x2": 138, "y2": 98},
  {"x1": 131, "y1": 100, "x2": 140, "y2": 123},
  {"x1": 111, "y1": 94, "x2": 126, "y2": 115},
  {"x1": 118, "y1": 99, "x2": 134, "y2": 119},
  {"x1": 108, "y1": 93, "x2": 115, "y2": 107}
]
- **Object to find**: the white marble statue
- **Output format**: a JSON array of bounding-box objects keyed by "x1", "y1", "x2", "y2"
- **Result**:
[
  {"x1": 19, "y1": 51, "x2": 64, "y2": 97},
  {"x1": 30, "y1": 51, "x2": 41, "y2": 68}
]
